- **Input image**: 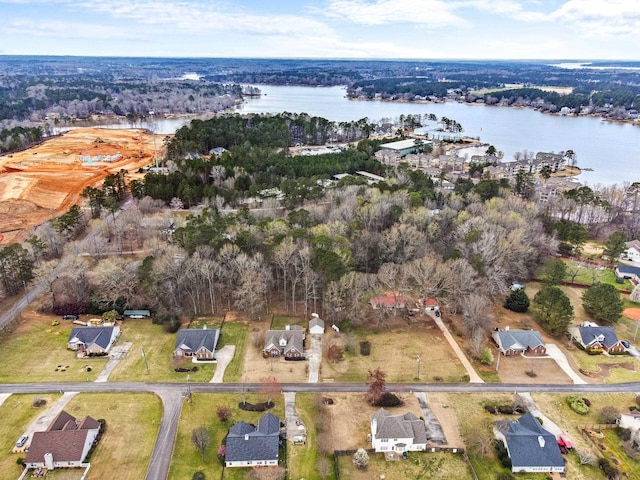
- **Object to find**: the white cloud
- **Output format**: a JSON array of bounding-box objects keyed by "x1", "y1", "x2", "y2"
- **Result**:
[
  {"x1": 323, "y1": 0, "x2": 467, "y2": 27},
  {"x1": 0, "y1": 19, "x2": 141, "y2": 39},
  {"x1": 550, "y1": 0, "x2": 640, "y2": 36}
]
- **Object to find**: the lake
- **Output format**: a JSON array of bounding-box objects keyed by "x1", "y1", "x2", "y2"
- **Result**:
[
  {"x1": 97, "y1": 84, "x2": 640, "y2": 185},
  {"x1": 236, "y1": 85, "x2": 640, "y2": 186}
]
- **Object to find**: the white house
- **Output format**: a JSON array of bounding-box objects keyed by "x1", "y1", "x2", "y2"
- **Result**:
[
  {"x1": 623, "y1": 240, "x2": 640, "y2": 263},
  {"x1": 309, "y1": 314, "x2": 325, "y2": 335},
  {"x1": 370, "y1": 408, "x2": 428, "y2": 453},
  {"x1": 25, "y1": 411, "x2": 101, "y2": 470},
  {"x1": 619, "y1": 411, "x2": 640, "y2": 431}
]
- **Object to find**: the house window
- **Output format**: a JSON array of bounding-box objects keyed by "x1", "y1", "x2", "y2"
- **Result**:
[{"x1": 381, "y1": 438, "x2": 388, "y2": 442}]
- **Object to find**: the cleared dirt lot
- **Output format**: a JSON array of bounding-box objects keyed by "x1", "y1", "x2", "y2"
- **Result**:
[{"x1": 0, "y1": 128, "x2": 160, "y2": 244}]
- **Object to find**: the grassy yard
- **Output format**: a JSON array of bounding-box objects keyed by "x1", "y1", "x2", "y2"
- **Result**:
[
  {"x1": 0, "y1": 311, "x2": 108, "y2": 383},
  {"x1": 270, "y1": 313, "x2": 307, "y2": 330},
  {"x1": 108, "y1": 319, "x2": 216, "y2": 382},
  {"x1": 288, "y1": 394, "x2": 336, "y2": 480},
  {"x1": 218, "y1": 320, "x2": 250, "y2": 382},
  {"x1": 538, "y1": 258, "x2": 633, "y2": 292},
  {"x1": 168, "y1": 393, "x2": 285, "y2": 480},
  {"x1": 568, "y1": 350, "x2": 639, "y2": 383},
  {"x1": 597, "y1": 429, "x2": 640, "y2": 480},
  {"x1": 320, "y1": 322, "x2": 468, "y2": 383},
  {"x1": 337, "y1": 451, "x2": 473, "y2": 480},
  {"x1": 0, "y1": 393, "x2": 62, "y2": 480},
  {"x1": 61, "y1": 393, "x2": 161, "y2": 480}
]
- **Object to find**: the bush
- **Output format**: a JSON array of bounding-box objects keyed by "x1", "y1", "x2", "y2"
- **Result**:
[
  {"x1": 582, "y1": 397, "x2": 591, "y2": 407},
  {"x1": 504, "y1": 288, "x2": 530, "y2": 313},
  {"x1": 484, "y1": 405, "x2": 497, "y2": 414},
  {"x1": 497, "y1": 405, "x2": 514, "y2": 415},
  {"x1": 494, "y1": 440, "x2": 512, "y2": 469},
  {"x1": 359, "y1": 341, "x2": 371, "y2": 356},
  {"x1": 16, "y1": 457, "x2": 24, "y2": 466},
  {"x1": 376, "y1": 392, "x2": 403, "y2": 407},
  {"x1": 598, "y1": 458, "x2": 620, "y2": 479},
  {"x1": 481, "y1": 347, "x2": 494, "y2": 365},
  {"x1": 599, "y1": 406, "x2": 620, "y2": 424},
  {"x1": 567, "y1": 396, "x2": 590, "y2": 415},
  {"x1": 192, "y1": 472, "x2": 205, "y2": 480},
  {"x1": 497, "y1": 474, "x2": 515, "y2": 480},
  {"x1": 617, "y1": 427, "x2": 632, "y2": 441},
  {"x1": 32, "y1": 397, "x2": 46, "y2": 407}
]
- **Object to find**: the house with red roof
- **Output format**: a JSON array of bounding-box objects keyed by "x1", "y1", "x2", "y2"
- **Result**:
[
  {"x1": 24, "y1": 410, "x2": 101, "y2": 471},
  {"x1": 370, "y1": 293, "x2": 406, "y2": 310}
]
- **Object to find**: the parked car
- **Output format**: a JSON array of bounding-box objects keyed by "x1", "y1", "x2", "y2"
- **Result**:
[
  {"x1": 62, "y1": 314, "x2": 79, "y2": 320},
  {"x1": 16, "y1": 435, "x2": 28, "y2": 448},
  {"x1": 621, "y1": 340, "x2": 631, "y2": 348}
]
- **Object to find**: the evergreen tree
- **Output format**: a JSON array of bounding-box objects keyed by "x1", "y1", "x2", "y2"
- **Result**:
[
  {"x1": 532, "y1": 286, "x2": 574, "y2": 335},
  {"x1": 582, "y1": 283, "x2": 624, "y2": 324},
  {"x1": 505, "y1": 288, "x2": 530, "y2": 313}
]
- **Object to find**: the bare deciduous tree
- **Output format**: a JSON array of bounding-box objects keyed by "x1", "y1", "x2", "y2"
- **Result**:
[{"x1": 191, "y1": 426, "x2": 210, "y2": 460}]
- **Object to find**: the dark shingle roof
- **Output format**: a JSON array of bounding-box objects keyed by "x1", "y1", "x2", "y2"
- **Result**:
[
  {"x1": 67, "y1": 326, "x2": 117, "y2": 350},
  {"x1": 264, "y1": 329, "x2": 304, "y2": 354},
  {"x1": 501, "y1": 413, "x2": 564, "y2": 470},
  {"x1": 372, "y1": 408, "x2": 428, "y2": 444},
  {"x1": 175, "y1": 327, "x2": 220, "y2": 354},
  {"x1": 493, "y1": 330, "x2": 544, "y2": 352},
  {"x1": 226, "y1": 413, "x2": 280, "y2": 463},
  {"x1": 617, "y1": 265, "x2": 640, "y2": 277},
  {"x1": 578, "y1": 326, "x2": 620, "y2": 348}
]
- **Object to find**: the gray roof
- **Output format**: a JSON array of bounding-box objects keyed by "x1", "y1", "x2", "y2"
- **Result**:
[
  {"x1": 68, "y1": 326, "x2": 116, "y2": 350},
  {"x1": 617, "y1": 265, "x2": 640, "y2": 277},
  {"x1": 493, "y1": 330, "x2": 544, "y2": 353},
  {"x1": 372, "y1": 408, "x2": 428, "y2": 444},
  {"x1": 225, "y1": 413, "x2": 280, "y2": 463},
  {"x1": 309, "y1": 318, "x2": 325, "y2": 329},
  {"x1": 264, "y1": 328, "x2": 304, "y2": 354},
  {"x1": 577, "y1": 326, "x2": 620, "y2": 348},
  {"x1": 175, "y1": 327, "x2": 220, "y2": 354},
  {"x1": 501, "y1": 413, "x2": 564, "y2": 469}
]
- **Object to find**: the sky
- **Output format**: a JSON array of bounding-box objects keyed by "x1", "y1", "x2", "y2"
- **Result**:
[{"x1": 1, "y1": 0, "x2": 639, "y2": 59}]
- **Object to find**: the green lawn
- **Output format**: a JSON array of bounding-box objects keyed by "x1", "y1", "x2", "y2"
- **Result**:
[
  {"x1": 288, "y1": 394, "x2": 336, "y2": 480},
  {"x1": 66, "y1": 393, "x2": 162, "y2": 480},
  {"x1": 217, "y1": 321, "x2": 250, "y2": 382},
  {"x1": 0, "y1": 393, "x2": 62, "y2": 480},
  {"x1": 541, "y1": 258, "x2": 634, "y2": 291},
  {"x1": 0, "y1": 318, "x2": 108, "y2": 383},
  {"x1": 168, "y1": 393, "x2": 286, "y2": 480},
  {"x1": 599, "y1": 429, "x2": 640, "y2": 480},
  {"x1": 108, "y1": 320, "x2": 216, "y2": 382},
  {"x1": 569, "y1": 350, "x2": 640, "y2": 383},
  {"x1": 271, "y1": 314, "x2": 307, "y2": 330}
]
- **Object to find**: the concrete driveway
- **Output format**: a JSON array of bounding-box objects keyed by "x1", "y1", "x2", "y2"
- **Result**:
[
  {"x1": 284, "y1": 392, "x2": 306, "y2": 444},
  {"x1": 307, "y1": 335, "x2": 322, "y2": 383},
  {"x1": 95, "y1": 342, "x2": 132, "y2": 382},
  {"x1": 210, "y1": 345, "x2": 236, "y2": 383},
  {"x1": 414, "y1": 392, "x2": 447, "y2": 445},
  {"x1": 545, "y1": 343, "x2": 587, "y2": 384}
]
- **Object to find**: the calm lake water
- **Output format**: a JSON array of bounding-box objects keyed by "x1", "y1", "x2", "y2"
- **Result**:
[
  {"x1": 236, "y1": 85, "x2": 640, "y2": 186},
  {"x1": 97, "y1": 84, "x2": 639, "y2": 185}
]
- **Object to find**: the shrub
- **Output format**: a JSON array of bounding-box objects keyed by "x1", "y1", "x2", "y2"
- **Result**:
[
  {"x1": 192, "y1": 472, "x2": 205, "y2": 480},
  {"x1": 481, "y1": 347, "x2": 494, "y2": 365},
  {"x1": 497, "y1": 405, "x2": 514, "y2": 415},
  {"x1": 599, "y1": 406, "x2": 620, "y2": 424},
  {"x1": 216, "y1": 406, "x2": 231, "y2": 422},
  {"x1": 32, "y1": 397, "x2": 46, "y2": 408},
  {"x1": 352, "y1": 448, "x2": 369, "y2": 470},
  {"x1": 567, "y1": 396, "x2": 590, "y2": 415},
  {"x1": 504, "y1": 288, "x2": 530, "y2": 313},
  {"x1": 494, "y1": 440, "x2": 512, "y2": 469},
  {"x1": 497, "y1": 474, "x2": 515, "y2": 480},
  {"x1": 582, "y1": 397, "x2": 591, "y2": 407},
  {"x1": 598, "y1": 458, "x2": 620, "y2": 479},
  {"x1": 327, "y1": 344, "x2": 344, "y2": 363},
  {"x1": 617, "y1": 427, "x2": 632, "y2": 441},
  {"x1": 16, "y1": 457, "x2": 24, "y2": 466},
  {"x1": 359, "y1": 341, "x2": 371, "y2": 356},
  {"x1": 376, "y1": 392, "x2": 403, "y2": 407},
  {"x1": 484, "y1": 405, "x2": 497, "y2": 414}
]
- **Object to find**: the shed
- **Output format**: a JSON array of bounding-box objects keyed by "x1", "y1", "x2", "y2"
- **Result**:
[
  {"x1": 309, "y1": 315, "x2": 325, "y2": 335},
  {"x1": 123, "y1": 310, "x2": 151, "y2": 318}
]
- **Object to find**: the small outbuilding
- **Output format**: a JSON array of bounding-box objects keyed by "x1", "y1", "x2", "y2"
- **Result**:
[{"x1": 309, "y1": 314, "x2": 325, "y2": 335}]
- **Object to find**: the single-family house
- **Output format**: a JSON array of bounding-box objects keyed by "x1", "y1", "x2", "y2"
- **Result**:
[
  {"x1": 225, "y1": 413, "x2": 281, "y2": 467},
  {"x1": 618, "y1": 411, "x2": 640, "y2": 431},
  {"x1": 570, "y1": 324, "x2": 626, "y2": 354},
  {"x1": 174, "y1": 326, "x2": 220, "y2": 360},
  {"x1": 616, "y1": 265, "x2": 640, "y2": 283},
  {"x1": 370, "y1": 408, "x2": 429, "y2": 453},
  {"x1": 263, "y1": 326, "x2": 305, "y2": 360},
  {"x1": 421, "y1": 297, "x2": 440, "y2": 314},
  {"x1": 623, "y1": 240, "x2": 640, "y2": 262},
  {"x1": 494, "y1": 412, "x2": 565, "y2": 474},
  {"x1": 25, "y1": 410, "x2": 101, "y2": 470},
  {"x1": 309, "y1": 315, "x2": 325, "y2": 335},
  {"x1": 370, "y1": 293, "x2": 406, "y2": 310},
  {"x1": 492, "y1": 329, "x2": 546, "y2": 356},
  {"x1": 67, "y1": 326, "x2": 120, "y2": 354}
]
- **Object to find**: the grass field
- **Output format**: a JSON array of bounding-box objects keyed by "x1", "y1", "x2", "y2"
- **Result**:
[
  {"x1": 336, "y1": 451, "x2": 473, "y2": 480},
  {"x1": 271, "y1": 314, "x2": 307, "y2": 330},
  {"x1": 108, "y1": 320, "x2": 216, "y2": 382},
  {"x1": 598, "y1": 429, "x2": 640, "y2": 480},
  {"x1": 0, "y1": 393, "x2": 62, "y2": 480},
  {"x1": 217, "y1": 320, "x2": 250, "y2": 382},
  {"x1": 168, "y1": 393, "x2": 286, "y2": 480},
  {"x1": 0, "y1": 311, "x2": 108, "y2": 383},
  {"x1": 288, "y1": 394, "x2": 336, "y2": 480},
  {"x1": 320, "y1": 322, "x2": 468, "y2": 383}
]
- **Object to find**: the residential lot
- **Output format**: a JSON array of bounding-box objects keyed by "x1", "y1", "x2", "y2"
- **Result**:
[{"x1": 168, "y1": 393, "x2": 285, "y2": 480}]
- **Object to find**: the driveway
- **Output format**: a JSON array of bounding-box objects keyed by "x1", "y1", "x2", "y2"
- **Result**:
[
  {"x1": 516, "y1": 392, "x2": 563, "y2": 438},
  {"x1": 16, "y1": 391, "x2": 79, "y2": 451},
  {"x1": 545, "y1": 343, "x2": 588, "y2": 384},
  {"x1": 95, "y1": 342, "x2": 132, "y2": 382},
  {"x1": 427, "y1": 312, "x2": 484, "y2": 383},
  {"x1": 210, "y1": 345, "x2": 236, "y2": 383},
  {"x1": 283, "y1": 392, "x2": 307, "y2": 444},
  {"x1": 414, "y1": 392, "x2": 447, "y2": 445},
  {"x1": 307, "y1": 335, "x2": 322, "y2": 383}
]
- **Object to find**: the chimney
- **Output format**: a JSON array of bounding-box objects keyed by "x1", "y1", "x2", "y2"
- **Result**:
[
  {"x1": 203, "y1": 325, "x2": 207, "y2": 330},
  {"x1": 505, "y1": 325, "x2": 510, "y2": 331},
  {"x1": 245, "y1": 434, "x2": 249, "y2": 441},
  {"x1": 285, "y1": 325, "x2": 290, "y2": 331},
  {"x1": 538, "y1": 436, "x2": 545, "y2": 448}
]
